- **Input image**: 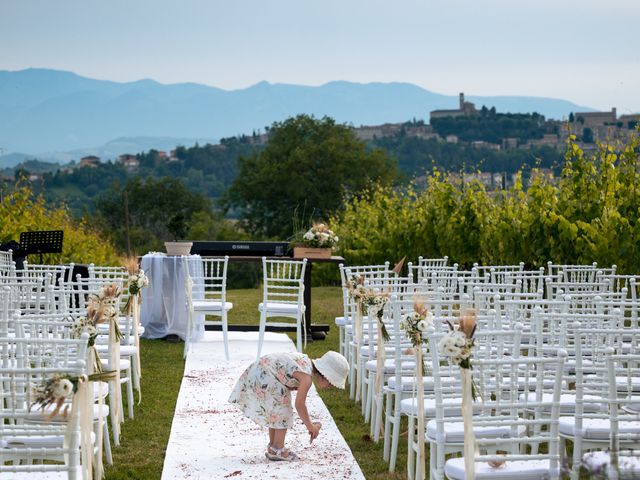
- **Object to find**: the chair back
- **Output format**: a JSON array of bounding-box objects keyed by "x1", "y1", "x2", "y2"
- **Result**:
[
  {"x1": 262, "y1": 257, "x2": 307, "y2": 307},
  {"x1": 197, "y1": 257, "x2": 229, "y2": 303}
]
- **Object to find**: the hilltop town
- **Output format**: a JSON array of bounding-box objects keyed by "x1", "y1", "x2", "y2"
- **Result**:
[{"x1": 4, "y1": 94, "x2": 639, "y2": 195}]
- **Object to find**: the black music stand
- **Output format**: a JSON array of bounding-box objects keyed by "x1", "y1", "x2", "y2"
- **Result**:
[{"x1": 19, "y1": 230, "x2": 64, "y2": 263}]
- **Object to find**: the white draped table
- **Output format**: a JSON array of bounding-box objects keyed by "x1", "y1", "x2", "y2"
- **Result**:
[{"x1": 140, "y1": 253, "x2": 204, "y2": 341}]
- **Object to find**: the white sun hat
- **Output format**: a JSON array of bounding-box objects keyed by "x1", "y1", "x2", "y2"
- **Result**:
[{"x1": 312, "y1": 351, "x2": 349, "y2": 389}]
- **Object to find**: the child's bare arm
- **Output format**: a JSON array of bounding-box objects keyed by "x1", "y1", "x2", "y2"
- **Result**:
[
  {"x1": 292, "y1": 372, "x2": 322, "y2": 443},
  {"x1": 292, "y1": 372, "x2": 314, "y2": 430}
]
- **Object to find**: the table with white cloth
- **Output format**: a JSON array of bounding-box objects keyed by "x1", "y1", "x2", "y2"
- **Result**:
[{"x1": 140, "y1": 253, "x2": 204, "y2": 341}]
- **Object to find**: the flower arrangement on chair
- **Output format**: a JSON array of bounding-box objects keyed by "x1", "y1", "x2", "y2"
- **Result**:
[
  {"x1": 400, "y1": 300, "x2": 434, "y2": 372},
  {"x1": 68, "y1": 284, "x2": 123, "y2": 373},
  {"x1": 438, "y1": 310, "x2": 478, "y2": 399},
  {"x1": 87, "y1": 284, "x2": 123, "y2": 341},
  {"x1": 438, "y1": 309, "x2": 478, "y2": 480},
  {"x1": 400, "y1": 300, "x2": 434, "y2": 480},
  {"x1": 123, "y1": 256, "x2": 149, "y2": 314},
  {"x1": 31, "y1": 371, "x2": 116, "y2": 417}
]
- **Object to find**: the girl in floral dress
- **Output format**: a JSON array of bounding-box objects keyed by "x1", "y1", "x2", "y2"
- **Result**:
[{"x1": 228, "y1": 350, "x2": 349, "y2": 461}]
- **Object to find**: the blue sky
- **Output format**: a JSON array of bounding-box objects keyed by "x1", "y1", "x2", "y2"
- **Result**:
[{"x1": 1, "y1": 0, "x2": 639, "y2": 113}]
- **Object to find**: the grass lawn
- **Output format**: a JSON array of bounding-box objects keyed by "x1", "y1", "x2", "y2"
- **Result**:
[{"x1": 105, "y1": 286, "x2": 408, "y2": 479}]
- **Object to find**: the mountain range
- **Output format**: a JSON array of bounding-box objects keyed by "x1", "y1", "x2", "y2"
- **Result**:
[{"x1": 0, "y1": 68, "x2": 594, "y2": 165}]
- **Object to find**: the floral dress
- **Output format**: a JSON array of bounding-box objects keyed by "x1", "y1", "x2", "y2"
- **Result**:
[{"x1": 228, "y1": 352, "x2": 313, "y2": 429}]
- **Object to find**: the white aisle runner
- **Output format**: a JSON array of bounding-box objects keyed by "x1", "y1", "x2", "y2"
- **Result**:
[{"x1": 161, "y1": 331, "x2": 366, "y2": 480}]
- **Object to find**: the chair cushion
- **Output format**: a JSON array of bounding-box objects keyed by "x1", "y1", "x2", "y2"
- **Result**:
[
  {"x1": 623, "y1": 398, "x2": 640, "y2": 413},
  {"x1": 258, "y1": 302, "x2": 303, "y2": 314},
  {"x1": 427, "y1": 419, "x2": 526, "y2": 443},
  {"x1": 519, "y1": 393, "x2": 603, "y2": 413},
  {"x1": 94, "y1": 381, "x2": 109, "y2": 400},
  {"x1": 4, "y1": 431, "x2": 96, "y2": 447},
  {"x1": 387, "y1": 375, "x2": 457, "y2": 392},
  {"x1": 94, "y1": 344, "x2": 138, "y2": 356},
  {"x1": 583, "y1": 451, "x2": 640, "y2": 478},
  {"x1": 192, "y1": 300, "x2": 233, "y2": 311},
  {"x1": 360, "y1": 345, "x2": 405, "y2": 360},
  {"x1": 400, "y1": 397, "x2": 478, "y2": 417},
  {"x1": 365, "y1": 359, "x2": 415, "y2": 374},
  {"x1": 100, "y1": 358, "x2": 131, "y2": 370},
  {"x1": 559, "y1": 417, "x2": 640, "y2": 440},
  {"x1": 0, "y1": 473, "x2": 69, "y2": 479},
  {"x1": 616, "y1": 376, "x2": 640, "y2": 392},
  {"x1": 93, "y1": 403, "x2": 110, "y2": 420},
  {"x1": 445, "y1": 457, "x2": 558, "y2": 480}
]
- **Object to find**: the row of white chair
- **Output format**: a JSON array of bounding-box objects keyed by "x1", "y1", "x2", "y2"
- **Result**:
[
  {"x1": 1, "y1": 256, "x2": 146, "y2": 478},
  {"x1": 337, "y1": 260, "x2": 640, "y2": 479}
]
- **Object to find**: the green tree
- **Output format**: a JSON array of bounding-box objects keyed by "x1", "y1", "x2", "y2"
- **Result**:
[
  {"x1": 95, "y1": 177, "x2": 238, "y2": 255},
  {"x1": 222, "y1": 114, "x2": 397, "y2": 238}
]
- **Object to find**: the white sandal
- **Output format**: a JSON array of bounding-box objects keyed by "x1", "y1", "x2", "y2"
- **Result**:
[{"x1": 265, "y1": 446, "x2": 298, "y2": 461}]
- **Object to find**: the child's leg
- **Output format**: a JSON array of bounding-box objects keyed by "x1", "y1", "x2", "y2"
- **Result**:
[
  {"x1": 268, "y1": 428, "x2": 275, "y2": 447},
  {"x1": 271, "y1": 428, "x2": 288, "y2": 449}
]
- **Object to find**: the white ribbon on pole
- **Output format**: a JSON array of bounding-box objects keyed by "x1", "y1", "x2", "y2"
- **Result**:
[
  {"x1": 354, "y1": 300, "x2": 363, "y2": 403},
  {"x1": 461, "y1": 368, "x2": 476, "y2": 480},
  {"x1": 374, "y1": 311, "x2": 386, "y2": 437},
  {"x1": 109, "y1": 317, "x2": 123, "y2": 433},
  {"x1": 415, "y1": 333, "x2": 426, "y2": 480},
  {"x1": 64, "y1": 376, "x2": 93, "y2": 480},
  {"x1": 132, "y1": 294, "x2": 142, "y2": 403}
]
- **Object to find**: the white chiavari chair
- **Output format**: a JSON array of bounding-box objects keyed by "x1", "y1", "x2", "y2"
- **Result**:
[
  {"x1": 257, "y1": 257, "x2": 307, "y2": 358},
  {"x1": 87, "y1": 265, "x2": 143, "y2": 390},
  {"x1": 504, "y1": 267, "x2": 546, "y2": 294},
  {"x1": 559, "y1": 325, "x2": 640, "y2": 480},
  {"x1": 581, "y1": 352, "x2": 640, "y2": 478},
  {"x1": 69, "y1": 276, "x2": 130, "y2": 446},
  {"x1": 342, "y1": 265, "x2": 395, "y2": 399},
  {"x1": 0, "y1": 335, "x2": 91, "y2": 479},
  {"x1": 442, "y1": 352, "x2": 568, "y2": 480},
  {"x1": 185, "y1": 256, "x2": 232, "y2": 359},
  {"x1": 360, "y1": 274, "x2": 414, "y2": 422},
  {"x1": 23, "y1": 260, "x2": 74, "y2": 285},
  {"x1": 14, "y1": 312, "x2": 113, "y2": 468},
  {"x1": 0, "y1": 249, "x2": 13, "y2": 274},
  {"x1": 414, "y1": 326, "x2": 524, "y2": 480}
]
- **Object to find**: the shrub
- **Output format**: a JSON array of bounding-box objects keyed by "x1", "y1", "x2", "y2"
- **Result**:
[
  {"x1": 331, "y1": 132, "x2": 640, "y2": 273},
  {"x1": 0, "y1": 181, "x2": 121, "y2": 265}
]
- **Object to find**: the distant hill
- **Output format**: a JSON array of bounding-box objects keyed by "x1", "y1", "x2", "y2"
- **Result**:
[
  {"x1": 0, "y1": 152, "x2": 30, "y2": 168},
  {"x1": 0, "y1": 68, "x2": 595, "y2": 155}
]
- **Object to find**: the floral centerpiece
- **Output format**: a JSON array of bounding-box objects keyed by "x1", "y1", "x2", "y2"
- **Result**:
[{"x1": 292, "y1": 222, "x2": 338, "y2": 259}]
